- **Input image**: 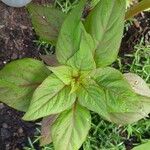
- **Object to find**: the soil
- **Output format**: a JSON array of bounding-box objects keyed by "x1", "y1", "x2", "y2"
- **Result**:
[
  {"x1": 0, "y1": 1, "x2": 150, "y2": 150},
  {"x1": 0, "y1": 1, "x2": 52, "y2": 150}
]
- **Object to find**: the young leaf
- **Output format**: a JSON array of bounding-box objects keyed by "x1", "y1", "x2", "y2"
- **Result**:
[
  {"x1": 27, "y1": 3, "x2": 66, "y2": 45},
  {"x1": 67, "y1": 24, "x2": 96, "y2": 71},
  {"x1": 51, "y1": 104, "x2": 91, "y2": 150},
  {"x1": 78, "y1": 79, "x2": 109, "y2": 120},
  {"x1": 84, "y1": 0, "x2": 126, "y2": 67},
  {"x1": 0, "y1": 58, "x2": 50, "y2": 112},
  {"x1": 48, "y1": 65, "x2": 76, "y2": 85},
  {"x1": 56, "y1": 0, "x2": 86, "y2": 64},
  {"x1": 23, "y1": 74, "x2": 76, "y2": 121},
  {"x1": 132, "y1": 141, "x2": 150, "y2": 150},
  {"x1": 124, "y1": 73, "x2": 150, "y2": 97},
  {"x1": 41, "y1": 115, "x2": 58, "y2": 146}
]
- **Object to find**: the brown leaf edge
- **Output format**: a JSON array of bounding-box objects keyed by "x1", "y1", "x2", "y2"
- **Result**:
[{"x1": 40, "y1": 115, "x2": 58, "y2": 146}]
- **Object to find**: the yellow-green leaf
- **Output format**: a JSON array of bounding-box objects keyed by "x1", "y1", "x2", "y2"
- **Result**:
[
  {"x1": 85, "y1": 0, "x2": 126, "y2": 67},
  {"x1": 52, "y1": 104, "x2": 91, "y2": 150},
  {"x1": 23, "y1": 74, "x2": 76, "y2": 120}
]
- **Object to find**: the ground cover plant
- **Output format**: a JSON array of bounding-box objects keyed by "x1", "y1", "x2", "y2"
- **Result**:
[{"x1": 0, "y1": 0, "x2": 150, "y2": 150}]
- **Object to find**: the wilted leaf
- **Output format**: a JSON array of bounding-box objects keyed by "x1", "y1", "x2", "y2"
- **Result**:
[
  {"x1": 0, "y1": 58, "x2": 50, "y2": 112},
  {"x1": 84, "y1": 0, "x2": 126, "y2": 67},
  {"x1": 23, "y1": 74, "x2": 76, "y2": 120},
  {"x1": 27, "y1": 3, "x2": 66, "y2": 45},
  {"x1": 52, "y1": 104, "x2": 91, "y2": 150},
  {"x1": 124, "y1": 73, "x2": 150, "y2": 97},
  {"x1": 40, "y1": 54, "x2": 59, "y2": 66},
  {"x1": 41, "y1": 115, "x2": 58, "y2": 146}
]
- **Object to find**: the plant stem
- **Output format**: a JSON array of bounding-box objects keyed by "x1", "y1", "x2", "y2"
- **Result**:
[{"x1": 125, "y1": 0, "x2": 150, "y2": 20}]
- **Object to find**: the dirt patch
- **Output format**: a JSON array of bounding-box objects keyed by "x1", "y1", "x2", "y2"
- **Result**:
[
  {"x1": 0, "y1": 1, "x2": 52, "y2": 150},
  {"x1": 0, "y1": 104, "x2": 36, "y2": 150}
]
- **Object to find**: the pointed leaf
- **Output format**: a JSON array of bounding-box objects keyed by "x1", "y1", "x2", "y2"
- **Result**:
[
  {"x1": 90, "y1": 67, "x2": 146, "y2": 124},
  {"x1": 52, "y1": 104, "x2": 91, "y2": 150},
  {"x1": 27, "y1": 3, "x2": 66, "y2": 45},
  {"x1": 56, "y1": 0, "x2": 86, "y2": 64},
  {"x1": 124, "y1": 73, "x2": 150, "y2": 97},
  {"x1": 0, "y1": 58, "x2": 50, "y2": 112},
  {"x1": 67, "y1": 25, "x2": 96, "y2": 71},
  {"x1": 23, "y1": 74, "x2": 76, "y2": 121},
  {"x1": 48, "y1": 65, "x2": 76, "y2": 85},
  {"x1": 84, "y1": 0, "x2": 126, "y2": 67}
]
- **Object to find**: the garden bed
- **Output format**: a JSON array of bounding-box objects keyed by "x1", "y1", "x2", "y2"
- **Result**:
[{"x1": 0, "y1": 1, "x2": 150, "y2": 150}]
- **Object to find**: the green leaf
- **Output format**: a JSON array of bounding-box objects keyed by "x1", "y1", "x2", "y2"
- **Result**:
[
  {"x1": 56, "y1": 0, "x2": 86, "y2": 64},
  {"x1": 0, "y1": 58, "x2": 50, "y2": 112},
  {"x1": 89, "y1": 67, "x2": 146, "y2": 124},
  {"x1": 67, "y1": 24, "x2": 96, "y2": 71},
  {"x1": 23, "y1": 74, "x2": 76, "y2": 121},
  {"x1": 78, "y1": 79, "x2": 109, "y2": 120},
  {"x1": 27, "y1": 3, "x2": 66, "y2": 45},
  {"x1": 132, "y1": 141, "x2": 150, "y2": 150},
  {"x1": 52, "y1": 104, "x2": 91, "y2": 150},
  {"x1": 84, "y1": 0, "x2": 126, "y2": 67},
  {"x1": 48, "y1": 65, "x2": 77, "y2": 85}
]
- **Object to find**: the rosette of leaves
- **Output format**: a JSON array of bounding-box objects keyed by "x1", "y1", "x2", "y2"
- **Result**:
[{"x1": 0, "y1": 0, "x2": 150, "y2": 150}]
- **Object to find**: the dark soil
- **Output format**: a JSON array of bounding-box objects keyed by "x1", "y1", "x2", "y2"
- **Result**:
[
  {"x1": 0, "y1": 1, "x2": 53, "y2": 150},
  {"x1": 0, "y1": 104, "x2": 36, "y2": 150},
  {"x1": 0, "y1": 0, "x2": 150, "y2": 150}
]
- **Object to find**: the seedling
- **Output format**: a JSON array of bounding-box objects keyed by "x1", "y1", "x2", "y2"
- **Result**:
[{"x1": 0, "y1": 1, "x2": 150, "y2": 150}]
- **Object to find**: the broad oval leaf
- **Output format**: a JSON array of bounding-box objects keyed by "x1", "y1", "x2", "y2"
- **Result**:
[
  {"x1": 27, "y1": 3, "x2": 66, "y2": 45},
  {"x1": 90, "y1": 67, "x2": 146, "y2": 125},
  {"x1": 56, "y1": 0, "x2": 86, "y2": 64},
  {"x1": 84, "y1": 0, "x2": 126, "y2": 67},
  {"x1": 124, "y1": 73, "x2": 150, "y2": 97},
  {"x1": 51, "y1": 104, "x2": 91, "y2": 150},
  {"x1": 23, "y1": 74, "x2": 76, "y2": 121},
  {"x1": 0, "y1": 58, "x2": 50, "y2": 112}
]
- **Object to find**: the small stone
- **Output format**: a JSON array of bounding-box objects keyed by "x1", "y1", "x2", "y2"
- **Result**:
[
  {"x1": 2, "y1": 123, "x2": 8, "y2": 128},
  {"x1": 0, "y1": 103, "x2": 4, "y2": 109},
  {"x1": 1, "y1": 128, "x2": 11, "y2": 140},
  {"x1": 18, "y1": 127, "x2": 23, "y2": 134}
]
